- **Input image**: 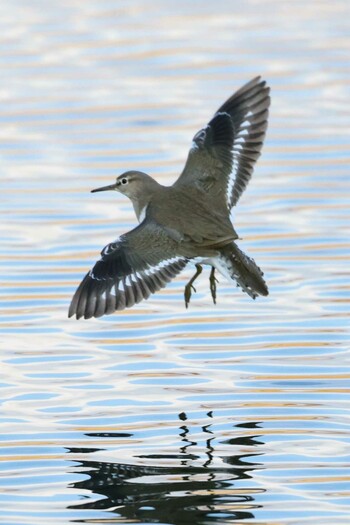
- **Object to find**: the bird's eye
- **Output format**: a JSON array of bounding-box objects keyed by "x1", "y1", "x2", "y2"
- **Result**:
[{"x1": 121, "y1": 178, "x2": 128, "y2": 185}]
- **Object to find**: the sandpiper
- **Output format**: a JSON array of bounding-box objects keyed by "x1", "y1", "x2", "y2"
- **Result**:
[{"x1": 69, "y1": 77, "x2": 270, "y2": 319}]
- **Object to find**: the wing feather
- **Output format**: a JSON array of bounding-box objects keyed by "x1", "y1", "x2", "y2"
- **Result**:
[
  {"x1": 69, "y1": 221, "x2": 188, "y2": 319},
  {"x1": 174, "y1": 77, "x2": 270, "y2": 210}
]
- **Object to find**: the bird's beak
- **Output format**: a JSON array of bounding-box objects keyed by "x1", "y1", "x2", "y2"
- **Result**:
[{"x1": 91, "y1": 182, "x2": 118, "y2": 193}]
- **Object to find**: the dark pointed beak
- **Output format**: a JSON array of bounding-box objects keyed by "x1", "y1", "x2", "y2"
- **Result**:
[{"x1": 91, "y1": 182, "x2": 118, "y2": 193}]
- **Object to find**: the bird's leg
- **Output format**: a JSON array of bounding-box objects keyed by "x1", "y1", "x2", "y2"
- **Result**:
[
  {"x1": 209, "y1": 266, "x2": 219, "y2": 304},
  {"x1": 184, "y1": 264, "x2": 203, "y2": 308}
]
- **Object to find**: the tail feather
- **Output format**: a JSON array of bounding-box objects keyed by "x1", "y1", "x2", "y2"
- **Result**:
[{"x1": 223, "y1": 243, "x2": 268, "y2": 299}]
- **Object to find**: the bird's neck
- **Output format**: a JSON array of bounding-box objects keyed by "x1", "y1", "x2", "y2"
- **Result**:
[
  {"x1": 130, "y1": 178, "x2": 164, "y2": 223},
  {"x1": 133, "y1": 198, "x2": 149, "y2": 222}
]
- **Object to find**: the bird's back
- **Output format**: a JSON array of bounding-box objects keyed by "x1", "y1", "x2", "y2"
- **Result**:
[{"x1": 148, "y1": 185, "x2": 237, "y2": 252}]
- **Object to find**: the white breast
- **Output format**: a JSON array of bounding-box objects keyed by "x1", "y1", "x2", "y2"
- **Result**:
[{"x1": 138, "y1": 205, "x2": 147, "y2": 223}]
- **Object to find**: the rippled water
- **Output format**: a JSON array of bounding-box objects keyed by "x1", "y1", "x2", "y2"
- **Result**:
[{"x1": 1, "y1": 1, "x2": 350, "y2": 524}]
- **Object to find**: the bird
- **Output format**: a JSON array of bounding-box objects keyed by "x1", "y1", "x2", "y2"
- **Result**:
[{"x1": 69, "y1": 76, "x2": 270, "y2": 320}]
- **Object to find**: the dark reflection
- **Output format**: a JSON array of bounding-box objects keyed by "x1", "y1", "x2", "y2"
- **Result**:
[{"x1": 68, "y1": 414, "x2": 265, "y2": 524}]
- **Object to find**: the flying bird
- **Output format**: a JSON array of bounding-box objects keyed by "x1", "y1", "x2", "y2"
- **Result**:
[{"x1": 69, "y1": 77, "x2": 270, "y2": 319}]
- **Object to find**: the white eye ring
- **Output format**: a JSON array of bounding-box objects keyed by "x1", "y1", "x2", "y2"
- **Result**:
[{"x1": 121, "y1": 178, "x2": 128, "y2": 185}]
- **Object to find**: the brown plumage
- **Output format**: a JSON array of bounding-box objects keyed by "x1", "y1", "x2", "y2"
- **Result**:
[{"x1": 69, "y1": 77, "x2": 270, "y2": 319}]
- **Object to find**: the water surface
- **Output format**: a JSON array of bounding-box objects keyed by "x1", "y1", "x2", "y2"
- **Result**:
[{"x1": 1, "y1": 1, "x2": 350, "y2": 524}]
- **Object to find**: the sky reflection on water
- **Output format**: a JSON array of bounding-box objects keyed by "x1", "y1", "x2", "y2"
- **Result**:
[{"x1": 1, "y1": 0, "x2": 350, "y2": 524}]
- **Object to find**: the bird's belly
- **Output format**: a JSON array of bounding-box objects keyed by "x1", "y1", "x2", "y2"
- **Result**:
[{"x1": 194, "y1": 255, "x2": 232, "y2": 282}]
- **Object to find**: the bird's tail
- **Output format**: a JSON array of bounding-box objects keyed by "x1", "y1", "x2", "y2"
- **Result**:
[{"x1": 222, "y1": 243, "x2": 268, "y2": 299}]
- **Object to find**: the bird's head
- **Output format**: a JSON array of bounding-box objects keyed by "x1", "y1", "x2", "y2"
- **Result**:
[
  {"x1": 92, "y1": 170, "x2": 154, "y2": 199},
  {"x1": 91, "y1": 171, "x2": 162, "y2": 221}
]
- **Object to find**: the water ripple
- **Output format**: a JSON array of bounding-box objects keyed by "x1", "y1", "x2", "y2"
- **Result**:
[{"x1": 1, "y1": 0, "x2": 350, "y2": 524}]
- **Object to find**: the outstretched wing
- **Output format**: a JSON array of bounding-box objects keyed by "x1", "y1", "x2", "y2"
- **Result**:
[
  {"x1": 69, "y1": 221, "x2": 188, "y2": 319},
  {"x1": 174, "y1": 76, "x2": 270, "y2": 210}
]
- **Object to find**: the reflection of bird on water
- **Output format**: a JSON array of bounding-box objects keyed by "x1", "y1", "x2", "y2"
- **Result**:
[{"x1": 68, "y1": 413, "x2": 265, "y2": 523}]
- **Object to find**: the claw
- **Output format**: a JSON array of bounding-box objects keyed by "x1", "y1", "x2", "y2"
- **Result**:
[
  {"x1": 209, "y1": 267, "x2": 218, "y2": 305},
  {"x1": 184, "y1": 264, "x2": 203, "y2": 308}
]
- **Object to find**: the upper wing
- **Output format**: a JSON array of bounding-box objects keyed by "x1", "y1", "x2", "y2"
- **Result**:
[
  {"x1": 174, "y1": 76, "x2": 270, "y2": 210},
  {"x1": 69, "y1": 221, "x2": 188, "y2": 319}
]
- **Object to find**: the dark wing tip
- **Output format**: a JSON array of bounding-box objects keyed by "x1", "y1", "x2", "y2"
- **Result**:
[
  {"x1": 225, "y1": 77, "x2": 271, "y2": 208},
  {"x1": 217, "y1": 76, "x2": 270, "y2": 116},
  {"x1": 68, "y1": 272, "x2": 88, "y2": 319},
  {"x1": 68, "y1": 272, "x2": 92, "y2": 319}
]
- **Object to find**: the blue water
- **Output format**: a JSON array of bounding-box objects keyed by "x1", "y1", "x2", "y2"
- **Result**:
[{"x1": 1, "y1": 0, "x2": 350, "y2": 524}]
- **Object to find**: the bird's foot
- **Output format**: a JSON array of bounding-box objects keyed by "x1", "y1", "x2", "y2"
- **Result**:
[
  {"x1": 184, "y1": 264, "x2": 203, "y2": 308},
  {"x1": 209, "y1": 267, "x2": 219, "y2": 304},
  {"x1": 184, "y1": 283, "x2": 197, "y2": 308}
]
